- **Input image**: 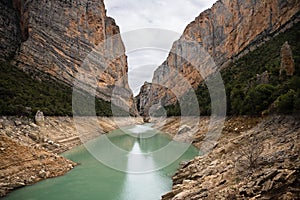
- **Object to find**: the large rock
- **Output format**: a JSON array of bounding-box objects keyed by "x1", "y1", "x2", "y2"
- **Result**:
[
  {"x1": 280, "y1": 41, "x2": 295, "y2": 76},
  {"x1": 1, "y1": 0, "x2": 137, "y2": 115},
  {"x1": 139, "y1": 0, "x2": 300, "y2": 114},
  {"x1": 35, "y1": 110, "x2": 44, "y2": 126},
  {"x1": 135, "y1": 82, "x2": 153, "y2": 116}
]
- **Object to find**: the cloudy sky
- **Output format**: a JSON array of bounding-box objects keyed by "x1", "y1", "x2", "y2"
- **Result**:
[{"x1": 104, "y1": 0, "x2": 216, "y2": 95}]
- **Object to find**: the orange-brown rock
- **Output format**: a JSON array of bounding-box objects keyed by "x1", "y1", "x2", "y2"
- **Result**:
[
  {"x1": 139, "y1": 0, "x2": 300, "y2": 115},
  {"x1": 1, "y1": 0, "x2": 137, "y2": 114},
  {"x1": 0, "y1": 133, "x2": 76, "y2": 197},
  {"x1": 280, "y1": 41, "x2": 295, "y2": 76}
]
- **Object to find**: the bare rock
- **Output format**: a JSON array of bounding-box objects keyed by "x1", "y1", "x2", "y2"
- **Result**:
[
  {"x1": 280, "y1": 41, "x2": 295, "y2": 77},
  {"x1": 178, "y1": 125, "x2": 191, "y2": 135},
  {"x1": 0, "y1": 0, "x2": 137, "y2": 115},
  {"x1": 135, "y1": 82, "x2": 153, "y2": 116},
  {"x1": 143, "y1": 116, "x2": 151, "y2": 123},
  {"x1": 34, "y1": 110, "x2": 44, "y2": 126},
  {"x1": 256, "y1": 71, "x2": 269, "y2": 84},
  {"x1": 14, "y1": 120, "x2": 22, "y2": 126},
  {"x1": 38, "y1": 169, "x2": 50, "y2": 179},
  {"x1": 138, "y1": 0, "x2": 300, "y2": 113},
  {"x1": 28, "y1": 132, "x2": 39, "y2": 142}
]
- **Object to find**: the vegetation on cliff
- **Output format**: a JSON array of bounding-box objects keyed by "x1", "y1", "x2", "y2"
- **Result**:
[
  {"x1": 0, "y1": 62, "x2": 120, "y2": 116},
  {"x1": 165, "y1": 22, "x2": 300, "y2": 116}
]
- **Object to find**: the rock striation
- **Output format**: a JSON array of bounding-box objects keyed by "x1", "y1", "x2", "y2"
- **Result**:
[
  {"x1": 0, "y1": 0, "x2": 137, "y2": 114},
  {"x1": 139, "y1": 0, "x2": 300, "y2": 116}
]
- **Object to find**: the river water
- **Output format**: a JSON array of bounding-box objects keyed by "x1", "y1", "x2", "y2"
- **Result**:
[{"x1": 4, "y1": 125, "x2": 198, "y2": 200}]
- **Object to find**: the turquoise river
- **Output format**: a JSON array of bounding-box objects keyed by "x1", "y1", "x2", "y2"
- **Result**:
[{"x1": 3, "y1": 124, "x2": 199, "y2": 200}]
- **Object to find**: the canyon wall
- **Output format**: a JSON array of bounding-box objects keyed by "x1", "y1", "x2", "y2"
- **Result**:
[
  {"x1": 0, "y1": 0, "x2": 136, "y2": 114},
  {"x1": 138, "y1": 0, "x2": 300, "y2": 116}
]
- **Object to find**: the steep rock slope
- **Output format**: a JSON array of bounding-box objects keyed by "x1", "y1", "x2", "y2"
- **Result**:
[
  {"x1": 161, "y1": 115, "x2": 300, "y2": 199},
  {"x1": 0, "y1": 0, "x2": 136, "y2": 114},
  {"x1": 139, "y1": 0, "x2": 300, "y2": 115},
  {"x1": 0, "y1": 0, "x2": 21, "y2": 61},
  {"x1": 135, "y1": 82, "x2": 152, "y2": 115}
]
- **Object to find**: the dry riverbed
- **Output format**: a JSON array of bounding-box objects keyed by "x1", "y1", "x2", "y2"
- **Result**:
[
  {"x1": 0, "y1": 116, "x2": 143, "y2": 197},
  {"x1": 152, "y1": 115, "x2": 300, "y2": 199},
  {"x1": 1, "y1": 115, "x2": 299, "y2": 199}
]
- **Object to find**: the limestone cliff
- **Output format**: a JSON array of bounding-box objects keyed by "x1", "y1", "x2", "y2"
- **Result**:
[
  {"x1": 135, "y1": 82, "x2": 152, "y2": 115},
  {"x1": 0, "y1": 0, "x2": 21, "y2": 61},
  {"x1": 139, "y1": 0, "x2": 300, "y2": 116},
  {"x1": 0, "y1": 0, "x2": 136, "y2": 114}
]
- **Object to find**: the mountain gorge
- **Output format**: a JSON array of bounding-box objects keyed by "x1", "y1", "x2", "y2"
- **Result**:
[
  {"x1": 137, "y1": 0, "x2": 300, "y2": 116},
  {"x1": 0, "y1": 0, "x2": 136, "y2": 116},
  {"x1": 0, "y1": 0, "x2": 300, "y2": 199}
]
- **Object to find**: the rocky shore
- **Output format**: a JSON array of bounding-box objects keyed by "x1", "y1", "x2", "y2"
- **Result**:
[
  {"x1": 157, "y1": 115, "x2": 300, "y2": 199},
  {"x1": 0, "y1": 115, "x2": 142, "y2": 197}
]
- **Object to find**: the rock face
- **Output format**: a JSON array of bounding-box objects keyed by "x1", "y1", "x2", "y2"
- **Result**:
[
  {"x1": 160, "y1": 115, "x2": 300, "y2": 199},
  {"x1": 139, "y1": 0, "x2": 300, "y2": 115},
  {"x1": 135, "y1": 82, "x2": 152, "y2": 116},
  {"x1": 0, "y1": 0, "x2": 21, "y2": 61},
  {"x1": 280, "y1": 41, "x2": 295, "y2": 76},
  {"x1": 0, "y1": 0, "x2": 136, "y2": 114}
]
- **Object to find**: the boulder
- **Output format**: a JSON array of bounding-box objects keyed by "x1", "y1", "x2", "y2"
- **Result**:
[
  {"x1": 35, "y1": 110, "x2": 44, "y2": 126},
  {"x1": 178, "y1": 125, "x2": 191, "y2": 135},
  {"x1": 143, "y1": 116, "x2": 151, "y2": 123},
  {"x1": 14, "y1": 120, "x2": 22, "y2": 126}
]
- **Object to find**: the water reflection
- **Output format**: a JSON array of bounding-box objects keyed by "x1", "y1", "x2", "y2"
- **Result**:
[{"x1": 3, "y1": 125, "x2": 198, "y2": 200}]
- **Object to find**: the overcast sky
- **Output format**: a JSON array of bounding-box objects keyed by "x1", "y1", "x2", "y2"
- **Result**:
[{"x1": 104, "y1": 0, "x2": 216, "y2": 95}]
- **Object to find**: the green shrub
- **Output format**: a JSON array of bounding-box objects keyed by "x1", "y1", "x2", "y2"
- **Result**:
[
  {"x1": 242, "y1": 84, "x2": 276, "y2": 115},
  {"x1": 164, "y1": 21, "x2": 300, "y2": 116},
  {"x1": 0, "y1": 62, "x2": 123, "y2": 116},
  {"x1": 275, "y1": 89, "x2": 297, "y2": 114}
]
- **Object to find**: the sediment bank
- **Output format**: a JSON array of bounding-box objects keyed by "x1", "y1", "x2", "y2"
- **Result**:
[
  {"x1": 0, "y1": 116, "x2": 143, "y2": 197},
  {"x1": 155, "y1": 115, "x2": 300, "y2": 199}
]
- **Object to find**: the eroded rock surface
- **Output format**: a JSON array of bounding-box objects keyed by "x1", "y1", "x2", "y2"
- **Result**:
[
  {"x1": 280, "y1": 41, "x2": 295, "y2": 76},
  {"x1": 0, "y1": 116, "x2": 143, "y2": 197},
  {"x1": 139, "y1": 0, "x2": 300, "y2": 115},
  {"x1": 159, "y1": 116, "x2": 300, "y2": 199},
  {"x1": 0, "y1": 0, "x2": 137, "y2": 114}
]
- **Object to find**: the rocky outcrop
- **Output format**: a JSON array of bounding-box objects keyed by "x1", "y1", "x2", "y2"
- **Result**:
[
  {"x1": 0, "y1": 133, "x2": 76, "y2": 197},
  {"x1": 160, "y1": 115, "x2": 300, "y2": 199},
  {"x1": 280, "y1": 41, "x2": 295, "y2": 76},
  {"x1": 34, "y1": 110, "x2": 44, "y2": 126},
  {"x1": 0, "y1": 0, "x2": 137, "y2": 114},
  {"x1": 0, "y1": 116, "x2": 143, "y2": 197},
  {"x1": 0, "y1": 116, "x2": 143, "y2": 154},
  {"x1": 135, "y1": 82, "x2": 152, "y2": 116},
  {"x1": 139, "y1": 0, "x2": 300, "y2": 115},
  {"x1": 0, "y1": 0, "x2": 21, "y2": 61}
]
